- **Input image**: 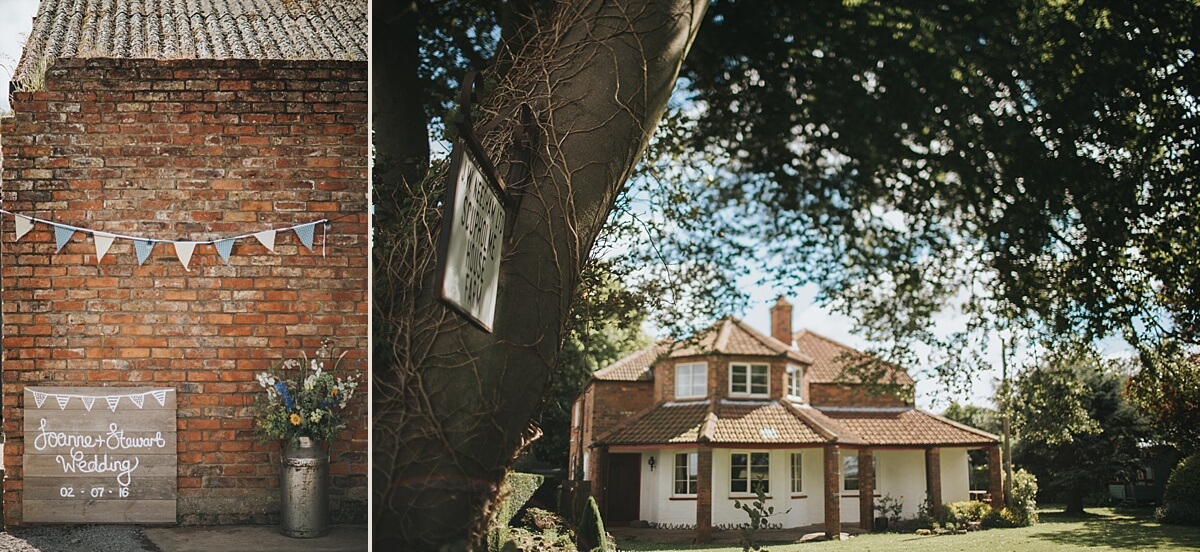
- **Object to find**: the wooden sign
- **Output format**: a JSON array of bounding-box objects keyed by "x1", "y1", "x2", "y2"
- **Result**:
[
  {"x1": 437, "y1": 140, "x2": 506, "y2": 332},
  {"x1": 23, "y1": 386, "x2": 177, "y2": 523}
]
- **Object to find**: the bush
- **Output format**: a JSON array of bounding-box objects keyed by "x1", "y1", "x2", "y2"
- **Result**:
[
  {"x1": 941, "y1": 501, "x2": 992, "y2": 526},
  {"x1": 577, "y1": 495, "x2": 608, "y2": 552},
  {"x1": 1009, "y1": 469, "x2": 1039, "y2": 526},
  {"x1": 1158, "y1": 453, "x2": 1200, "y2": 526},
  {"x1": 487, "y1": 472, "x2": 546, "y2": 551},
  {"x1": 981, "y1": 507, "x2": 1022, "y2": 529}
]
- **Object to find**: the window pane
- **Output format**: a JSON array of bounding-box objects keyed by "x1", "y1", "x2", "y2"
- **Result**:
[
  {"x1": 675, "y1": 452, "x2": 698, "y2": 495},
  {"x1": 731, "y1": 365, "x2": 747, "y2": 393},
  {"x1": 844, "y1": 455, "x2": 859, "y2": 491},
  {"x1": 790, "y1": 453, "x2": 802, "y2": 493}
]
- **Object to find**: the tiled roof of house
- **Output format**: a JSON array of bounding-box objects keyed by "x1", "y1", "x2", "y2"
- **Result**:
[
  {"x1": 794, "y1": 330, "x2": 914, "y2": 385},
  {"x1": 817, "y1": 408, "x2": 999, "y2": 446},
  {"x1": 594, "y1": 401, "x2": 708, "y2": 446},
  {"x1": 708, "y1": 400, "x2": 827, "y2": 445},
  {"x1": 593, "y1": 342, "x2": 665, "y2": 382},
  {"x1": 671, "y1": 318, "x2": 812, "y2": 364},
  {"x1": 14, "y1": 0, "x2": 366, "y2": 86}
]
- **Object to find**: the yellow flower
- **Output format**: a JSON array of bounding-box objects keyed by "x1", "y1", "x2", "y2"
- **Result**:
[
  {"x1": 330, "y1": 388, "x2": 340, "y2": 397},
  {"x1": 289, "y1": 413, "x2": 302, "y2": 426}
]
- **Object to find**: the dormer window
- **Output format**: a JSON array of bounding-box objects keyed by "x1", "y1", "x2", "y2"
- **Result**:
[
  {"x1": 787, "y1": 365, "x2": 802, "y2": 401},
  {"x1": 729, "y1": 363, "x2": 769, "y2": 397},
  {"x1": 675, "y1": 362, "x2": 707, "y2": 399}
]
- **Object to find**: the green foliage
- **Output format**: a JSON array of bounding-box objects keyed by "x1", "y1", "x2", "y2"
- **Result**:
[
  {"x1": 733, "y1": 485, "x2": 791, "y2": 551},
  {"x1": 942, "y1": 403, "x2": 1002, "y2": 435},
  {"x1": 577, "y1": 496, "x2": 608, "y2": 552},
  {"x1": 253, "y1": 341, "x2": 359, "y2": 443},
  {"x1": 981, "y1": 507, "x2": 1023, "y2": 529},
  {"x1": 941, "y1": 501, "x2": 991, "y2": 527},
  {"x1": 1158, "y1": 454, "x2": 1200, "y2": 526},
  {"x1": 1012, "y1": 344, "x2": 1149, "y2": 514},
  {"x1": 1128, "y1": 349, "x2": 1200, "y2": 455},
  {"x1": 498, "y1": 472, "x2": 545, "y2": 527},
  {"x1": 875, "y1": 494, "x2": 905, "y2": 526},
  {"x1": 1009, "y1": 469, "x2": 1040, "y2": 526}
]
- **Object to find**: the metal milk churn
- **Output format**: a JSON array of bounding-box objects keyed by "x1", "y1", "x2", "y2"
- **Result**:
[{"x1": 281, "y1": 436, "x2": 330, "y2": 537}]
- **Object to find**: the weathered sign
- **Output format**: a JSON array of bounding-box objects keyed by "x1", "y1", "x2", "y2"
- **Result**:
[
  {"x1": 23, "y1": 386, "x2": 177, "y2": 523},
  {"x1": 438, "y1": 141, "x2": 506, "y2": 332}
]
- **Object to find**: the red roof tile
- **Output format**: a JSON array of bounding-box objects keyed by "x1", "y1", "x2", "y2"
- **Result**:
[
  {"x1": 818, "y1": 408, "x2": 998, "y2": 446},
  {"x1": 708, "y1": 401, "x2": 827, "y2": 445},
  {"x1": 593, "y1": 342, "x2": 664, "y2": 381},
  {"x1": 670, "y1": 318, "x2": 811, "y2": 364},
  {"x1": 595, "y1": 401, "x2": 708, "y2": 446},
  {"x1": 794, "y1": 330, "x2": 914, "y2": 385}
]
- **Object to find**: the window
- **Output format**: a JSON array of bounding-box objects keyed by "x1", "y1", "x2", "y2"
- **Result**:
[
  {"x1": 843, "y1": 455, "x2": 859, "y2": 491},
  {"x1": 674, "y1": 452, "x2": 699, "y2": 495},
  {"x1": 675, "y1": 362, "x2": 707, "y2": 398},
  {"x1": 730, "y1": 363, "x2": 769, "y2": 396},
  {"x1": 787, "y1": 365, "x2": 802, "y2": 400},
  {"x1": 790, "y1": 453, "x2": 803, "y2": 494},
  {"x1": 731, "y1": 452, "x2": 770, "y2": 494}
]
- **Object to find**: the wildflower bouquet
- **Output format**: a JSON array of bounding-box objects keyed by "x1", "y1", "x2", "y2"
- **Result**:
[{"x1": 254, "y1": 341, "x2": 359, "y2": 443}]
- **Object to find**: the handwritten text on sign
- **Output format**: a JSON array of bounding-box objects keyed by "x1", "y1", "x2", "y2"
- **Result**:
[
  {"x1": 23, "y1": 387, "x2": 177, "y2": 523},
  {"x1": 440, "y1": 144, "x2": 505, "y2": 332}
]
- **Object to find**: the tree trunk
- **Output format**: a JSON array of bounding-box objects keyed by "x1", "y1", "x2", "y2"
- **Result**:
[
  {"x1": 372, "y1": 0, "x2": 708, "y2": 549},
  {"x1": 1065, "y1": 488, "x2": 1085, "y2": 516}
]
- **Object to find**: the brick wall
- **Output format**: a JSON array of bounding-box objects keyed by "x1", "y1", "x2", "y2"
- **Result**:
[
  {"x1": 0, "y1": 57, "x2": 367, "y2": 526},
  {"x1": 809, "y1": 383, "x2": 912, "y2": 408}
]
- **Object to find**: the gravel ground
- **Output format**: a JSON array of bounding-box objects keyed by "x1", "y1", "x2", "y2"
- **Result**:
[{"x1": 0, "y1": 526, "x2": 157, "y2": 552}]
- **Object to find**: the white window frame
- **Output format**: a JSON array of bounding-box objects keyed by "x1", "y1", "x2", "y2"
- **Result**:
[
  {"x1": 729, "y1": 363, "x2": 770, "y2": 397},
  {"x1": 730, "y1": 451, "x2": 771, "y2": 495},
  {"x1": 843, "y1": 454, "x2": 859, "y2": 492},
  {"x1": 673, "y1": 452, "x2": 699, "y2": 496},
  {"x1": 675, "y1": 362, "x2": 708, "y2": 399},
  {"x1": 786, "y1": 365, "x2": 803, "y2": 401},
  {"x1": 789, "y1": 452, "x2": 803, "y2": 494}
]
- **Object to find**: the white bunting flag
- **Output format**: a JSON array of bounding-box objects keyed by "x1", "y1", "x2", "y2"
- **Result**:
[
  {"x1": 54, "y1": 225, "x2": 75, "y2": 252},
  {"x1": 215, "y1": 238, "x2": 236, "y2": 265},
  {"x1": 254, "y1": 229, "x2": 277, "y2": 252},
  {"x1": 15, "y1": 215, "x2": 34, "y2": 240},
  {"x1": 174, "y1": 241, "x2": 198, "y2": 271},
  {"x1": 129, "y1": 393, "x2": 145, "y2": 409},
  {"x1": 106, "y1": 396, "x2": 121, "y2": 411},
  {"x1": 134, "y1": 239, "x2": 155, "y2": 265},
  {"x1": 93, "y1": 232, "x2": 116, "y2": 263},
  {"x1": 82, "y1": 396, "x2": 96, "y2": 412},
  {"x1": 294, "y1": 222, "x2": 317, "y2": 252},
  {"x1": 151, "y1": 389, "x2": 169, "y2": 406},
  {"x1": 56, "y1": 395, "x2": 70, "y2": 410},
  {"x1": 32, "y1": 390, "x2": 47, "y2": 408}
]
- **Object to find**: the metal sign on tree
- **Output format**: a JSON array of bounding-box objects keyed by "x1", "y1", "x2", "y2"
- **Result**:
[{"x1": 436, "y1": 72, "x2": 533, "y2": 332}]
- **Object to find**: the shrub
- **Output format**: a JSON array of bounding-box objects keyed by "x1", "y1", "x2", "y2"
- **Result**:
[
  {"x1": 1158, "y1": 453, "x2": 1200, "y2": 526},
  {"x1": 981, "y1": 507, "x2": 1022, "y2": 529},
  {"x1": 941, "y1": 500, "x2": 992, "y2": 526},
  {"x1": 577, "y1": 495, "x2": 608, "y2": 552},
  {"x1": 1009, "y1": 469, "x2": 1039, "y2": 526}
]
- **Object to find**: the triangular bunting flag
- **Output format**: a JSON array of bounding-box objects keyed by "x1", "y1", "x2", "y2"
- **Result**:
[
  {"x1": 93, "y1": 233, "x2": 116, "y2": 263},
  {"x1": 32, "y1": 390, "x2": 47, "y2": 408},
  {"x1": 82, "y1": 396, "x2": 96, "y2": 412},
  {"x1": 174, "y1": 241, "x2": 198, "y2": 271},
  {"x1": 215, "y1": 238, "x2": 236, "y2": 265},
  {"x1": 15, "y1": 215, "x2": 34, "y2": 240},
  {"x1": 56, "y1": 395, "x2": 70, "y2": 410},
  {"x1": 54, "y1": 225, "x2": 75, "y2": 252},
  {"x1": 106, "y1": 396, "x2": 121, "y2": 411},
  {"x1": 151, "y1": 389, "x2": 169, "y2": 406},
  {"x1": 294, "y1": 223, "x2": 316, "y2": 252},
  {"x1": 129, "y1": 393, "x2": 145, "y2": 409},
  {"x1": 134, "y1": 239, "x2": 155, "y2": 265},
  {"x1": 254, "y1": 229, "x2": 276, "y2": 252}
]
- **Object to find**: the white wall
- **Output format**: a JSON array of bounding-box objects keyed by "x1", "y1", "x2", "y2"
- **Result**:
[
  {"x1": 711, "y1": 448, "x2": 826, "y2": 529},
  {"x1": 872, "y1": 450, "x2": 928, "y2": 519},
  {"x1": 639, "y1": 449, "x2": 697, "y2": 526},
  {"x1": 940, "y1": 448, "x2": 971, "y2": 504}
]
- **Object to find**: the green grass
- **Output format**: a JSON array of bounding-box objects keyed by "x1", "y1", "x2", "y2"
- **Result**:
[{"x1": 618, "y1": 507, "x2": 1200, "y2": 551}]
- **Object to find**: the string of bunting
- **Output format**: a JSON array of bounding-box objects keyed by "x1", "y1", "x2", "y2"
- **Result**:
[
  {"x1": 0, "y1": 209, "x2": 333, "y2": 270},
  {"x1": 29, "y1": 389, "x2": 175, "y2": 412}
]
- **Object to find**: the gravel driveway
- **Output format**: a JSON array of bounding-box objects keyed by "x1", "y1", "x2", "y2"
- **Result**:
[{"x1": 0, "y1": 526, "x2": 157, "y2": 552}]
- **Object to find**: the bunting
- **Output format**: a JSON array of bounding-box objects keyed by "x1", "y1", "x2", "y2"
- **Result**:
[
  {"x1": 27, "y1": 389, "x2": 175, "y2": 412},
  {"x1": 2, "y1": 210, "x2": 331, "y2": 270}
]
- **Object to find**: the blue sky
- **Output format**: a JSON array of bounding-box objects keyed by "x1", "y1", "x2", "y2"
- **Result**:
[{"x1": 0, "y1": 0, "x2": 39, "y2": 112}]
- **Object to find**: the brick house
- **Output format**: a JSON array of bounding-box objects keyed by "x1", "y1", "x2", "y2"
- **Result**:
[
  {"x1": 1, "y1": 0, "x2": 366, "y2": 526},
  {"x1": 568, "y1": 298, "x2": 1002, "y2": 540}
]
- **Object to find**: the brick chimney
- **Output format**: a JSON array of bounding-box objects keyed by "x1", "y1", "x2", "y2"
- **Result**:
[{"x1": 770, "y1": 296, "x2": 793, "y2": 345}]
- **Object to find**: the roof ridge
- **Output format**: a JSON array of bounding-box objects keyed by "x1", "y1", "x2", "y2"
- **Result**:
[
  {"x1": 590, "y1": 398, "x2": 678, "y2": 447},
  {"x1": 779, "y1": 400, "x2": 840, "y2": 442},
  {"x1": 919, "y1": 408, "x2": 1001, "y2": 441}
]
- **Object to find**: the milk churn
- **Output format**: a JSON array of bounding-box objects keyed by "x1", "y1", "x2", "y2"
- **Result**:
[{"x1": 280, "y1": 436, "x2": 330, "y2": 537}]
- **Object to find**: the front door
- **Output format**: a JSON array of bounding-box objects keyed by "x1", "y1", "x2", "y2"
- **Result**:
[{"x1": 605, "y1": 453, "x2": 642, "y2": 525}]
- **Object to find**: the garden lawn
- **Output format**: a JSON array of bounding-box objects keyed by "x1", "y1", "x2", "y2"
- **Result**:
[{"x1": 617, "y1": 507, "x2": 1200, "y2": 551}]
